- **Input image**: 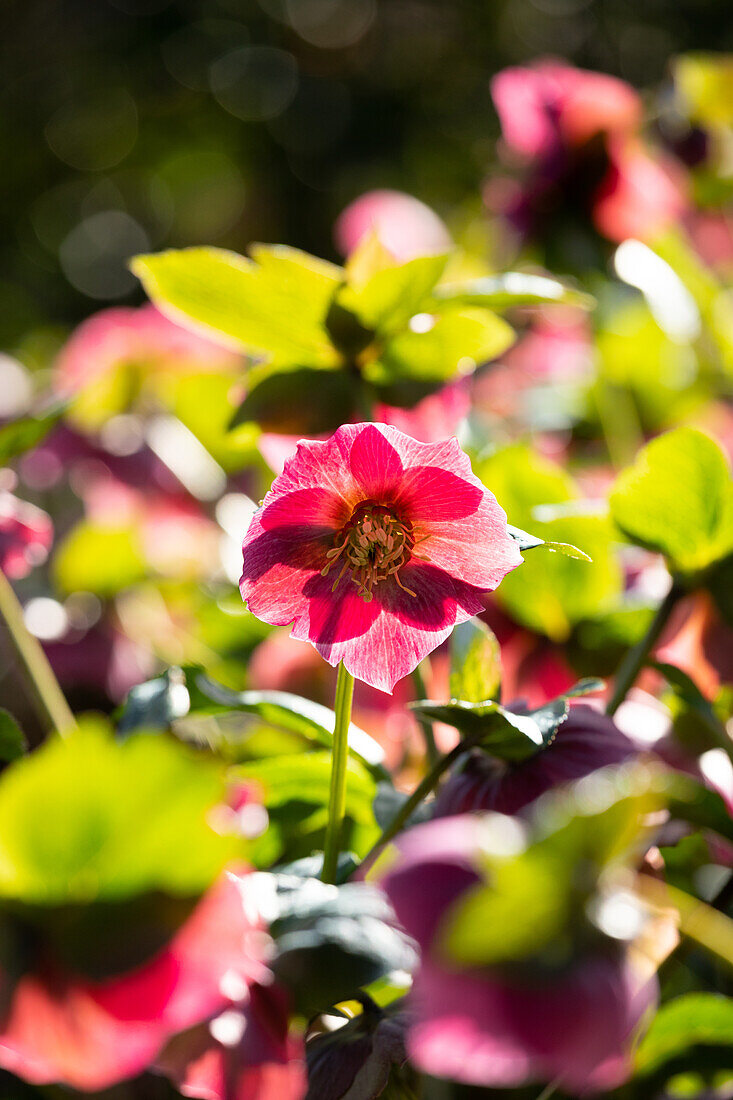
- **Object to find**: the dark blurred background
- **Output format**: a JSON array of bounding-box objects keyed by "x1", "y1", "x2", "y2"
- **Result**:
[{"x1": 2, "y1": 0, "x2": 732, "y2": 347}]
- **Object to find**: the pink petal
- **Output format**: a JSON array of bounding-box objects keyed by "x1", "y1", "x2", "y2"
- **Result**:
[
  {"x1": 0, "y1": 874, "x2": 266, "y2": 1091},
  {"x1": 334, "y1": 190, "x2": 451, "y2": 261},
  {"x1": 408, "y1": 957, "x2": 654, "y2": 1094}
]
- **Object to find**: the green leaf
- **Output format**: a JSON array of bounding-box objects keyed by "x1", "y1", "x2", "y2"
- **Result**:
[
  {"x1": 341, "y1": 253, "x2": 448, "y2": 333},
  {"x1": 0, "y1": 727, "x2": 233, "y2": 905},
  {"x1": 188, "y1": 672, "x2": 385, "y2": 772},
  {"x1": 53, "y1": 521, "x2": 146, "y2": 597},
  {"x1": 229, "y1": 364, "x2": 358, "y2": 434},
  {"x1": 609, "y1": 427, "x2": 733, "y2": 575},
  {"x1": 667, "y1": 772, "x2": 733, "y2": 845},
  {"x1": 268, "y1": 874, "x2": 417, "y2": 1017},
  {"x1": 131, "y1": 245, "x2": 341, "y2": 367},
  {"x1": 368, "y1": 306, "x2": 514, "y2": 385},
  {"x1": 0, "y1": 710, "x2": 26, "y2": 762},
  {"x1": 508, "y1": 525, "x2": 591, "y2": 561},
  {"x1": 635, "y1": 994, "x2": 733, "y2": 1075},
  {"x1": 410, "y1": 698, "x2": 568, "y2": 763},
  {"x1": 708, "y1": 552, "x2": 733, "y2": 626},
  {"x1": 480, "y1": 445, "x2": 619, "y2": 639},
  {"x1": 0, "y1": 402, "x2": 67, "y2": 465},
  {"x1": 450, "y1": 619, "x2": 502, "y2": 704},
  {"x1": 434, "y1": 272, "x2": 595, "y2": 311},
  {"x1": 235, "y1": 752, "x2": 379, "y2": 867}
]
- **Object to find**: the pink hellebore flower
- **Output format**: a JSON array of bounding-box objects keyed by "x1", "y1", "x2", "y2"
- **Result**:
[
  {"x1": 491, "y1": 61, "x2": 641, "y2": 160},
  {"x1": 434, "y1": 703, "x2": 636, "y2": 817},
  {"x1": 240, "y1": 424, "x2": 521, "y2": 693},
  {"x1": 0, "y1": 873, "x2": 269, "y2": 1092},
  {"x1": 380, "y1": 815, "x2": 656, "y2": 1094},
  {"x1": 334, "y1": 190, "x2": 452, "y2": 261},
  {"x1": 0, "y1": 492, "x2": 53, "y2": 579}
]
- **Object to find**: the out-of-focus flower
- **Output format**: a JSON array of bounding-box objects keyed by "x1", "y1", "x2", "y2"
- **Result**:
[
  {"x1": 54, "y1": 304, "x2": 241, "y2": 398},
  {"x1": 380, "y1": 815, "x2": 656, "y2": 1094},
  {"x1": 157, "y1": 981, "x2": 306, "y2": 1100},
  {"x1": 491, "y1": 62, "x2": 641, "y2": 160},
  {"x1": 0, "y1": 491, "x2": 53, "y2": 578},
  {"x1": 489, "y1": 60, "x2": 688, "y2": 246},
  {"x1": 434, "y1": 703, "x2": 637, "y2": 817},
  {"x1": 334, "y1": 190, "x2": 452, "y2": 261},
  {"x1": 592, "y1": 137, "x2": 688, "y2": 243},
  {"x1": 240, "y1": 423, "x2": 521, "y2": 692},
  {"x1": 0, "y1": 873, "x2": 269, "y2": 1091}
]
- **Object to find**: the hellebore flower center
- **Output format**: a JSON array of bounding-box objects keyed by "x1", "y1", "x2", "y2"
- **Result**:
[{"x1": 321, "y1": 502, "x2": 425, "y2": 601}]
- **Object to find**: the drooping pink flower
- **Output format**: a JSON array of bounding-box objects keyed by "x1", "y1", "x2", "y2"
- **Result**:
[
  {"x1": 434, "y1": 703, "x2": 636, "y2": 817},
  {"x1": 0, "y1": 873, "x2": 269, "y2": 1092},
  {"x1": 240, "y1": 424, "x2": 522, "y2": 693},
  {"x1": 380, "y1": 815, "x2": 656, "y2": 1094},
  {"x1": 491, "y1": 61, "x2": 641, "y2": 161},
  {"x1": 54, "y1": 303, "x2": 241, "y2": 398},
  {"x1": 157, "y1": 982, "x2": 306, "y2": 1100},
  {"x1": 334, "y1": 190, "x2": 452, "y2": 261},
  {"x1": 489, "y1": 60, "x2": 688, "y2": 246},
  {"x1": 0, "y1": 491, "x2": 53, "y2": 579}
]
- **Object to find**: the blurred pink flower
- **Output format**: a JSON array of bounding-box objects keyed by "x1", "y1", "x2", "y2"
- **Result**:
[
  {"x1": 157, "y1": 982, "x2": 306, "y2": 1100},
  {"x1": 0, "y1": 491, "x2": 52, "y2": 578},
  {"x1": 54, "y1": 304, "x2": 241, "y2": 398},
  {"x1": 0, "y1": 873, "x2": 269, "y2": 1092},
  {"x1": 334, "y1": 190, "x2": 452, "y2": 261},
  {"x1": 592, "y1": 137, "x2": 689, "y2": 243},
  {"x1": 240, "y1": 423, "x2": 521, "y2": 692},
  {"x1": 489, "y1": 60, "x2": 688, "y2": 245},
  {"x1": 492, "y1": 61, "x2": 641, "y2": 160},
  {"x1": 381, "y1": 815, "x2": 656, "y2": 1094},
  {"x1": 434, "y1": 703, "x2": 636, "y2": 817}
]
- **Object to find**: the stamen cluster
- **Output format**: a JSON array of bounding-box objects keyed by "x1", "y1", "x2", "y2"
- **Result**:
[{"x1": 322, "y1": 504, "x2": 418, "y2": 601}]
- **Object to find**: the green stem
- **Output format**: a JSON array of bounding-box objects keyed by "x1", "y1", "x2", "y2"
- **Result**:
[
  {"x1": 322, "y1": 662, "x2": 355, "y2": 884},
  {"x1": 0, "y1": 570, "x2": 76, "y2": 737},
  {"x1": 606, "y1": 582, "x2": 682, "y2": 717},
  {"x1": 411, "y1": 661, "x2": 438, "y2": 766},
  {"x1": 361, "y1": 734, "x2": 480, "y2": 867}
]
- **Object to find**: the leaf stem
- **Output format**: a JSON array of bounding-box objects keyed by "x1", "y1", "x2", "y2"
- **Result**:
[
  {"x1": 0, "y1": 570, "x2": 76, "y2": 737},
  {"x1": 411, "y1": 661, "x2": 438, "y2": 766},
  {"x1": 322, "y1": 661, "x2": 355, "y2": 883},
  {"x1": 606, "y1": 582, "x2": 682, "y2": 717},
  {"x1": 361, "y1": 734, "x2": 479, "y2": 867}
]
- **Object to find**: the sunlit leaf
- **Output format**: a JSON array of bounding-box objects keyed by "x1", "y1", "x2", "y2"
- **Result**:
[
  {"x1": 53, "y1": 522, "x2": 146, "y2": 597},
  {"x1": 609, "y1": 427, "x2": 733, "y2": 575},
  {"x1": 450, "y1": 619, "x2": 502, "y2": 704},
  {"x1": 340, "y1": 253, "x2": 448, "y2": 333},
  {"x1": 434, "y1": 272, "x2": 595, "y2": 311},
  {"x1": 368, "y1": 306, "x2": 514, "y2": 385},
  {"x1": 0, "y1": 727, "x2": 233, "y2": 905},
  {"x1": 131, "y1": 246, "x2": 341, "y2": 367}
]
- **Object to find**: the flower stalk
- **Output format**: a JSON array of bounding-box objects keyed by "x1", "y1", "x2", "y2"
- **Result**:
[
  {"x1": 322, "y1": 661, "x2": 356, "y2": 883},
  {"x1": 606, "y1": 581, "x2": 682, "y2": 717},
  {"x1": 0, "y1": 569, "x2": 76, "y2": 737}
]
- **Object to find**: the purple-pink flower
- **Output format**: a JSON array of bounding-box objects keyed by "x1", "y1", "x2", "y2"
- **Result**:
[
  {"x1": 435, "y1": 703, "x2": 636, "y2": 817},
  {"x1": 0, "y1": 491, "x2": 53, "y2": 579},
  {"x1": 240, "y1": 423, "x2": 521, "y2": 693},
  {"x1": 380, "y1": 815, "x2": 657, "y2": 1094}
]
